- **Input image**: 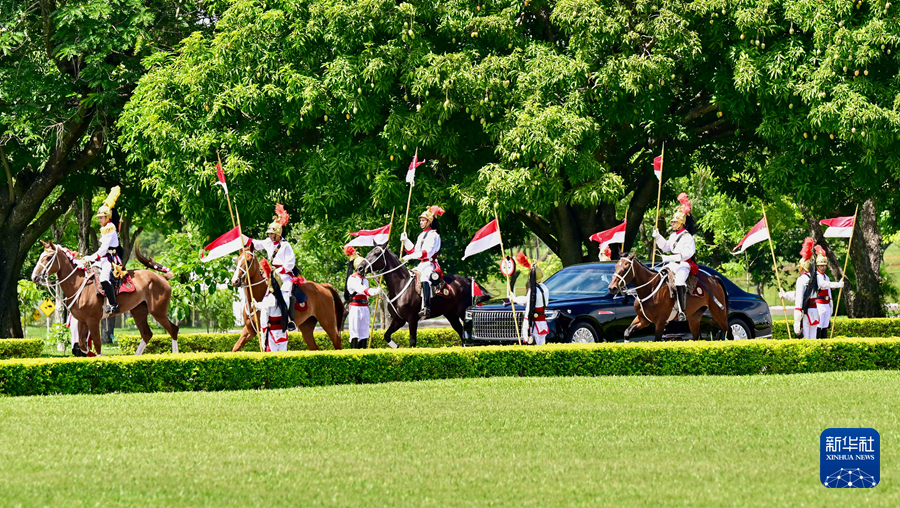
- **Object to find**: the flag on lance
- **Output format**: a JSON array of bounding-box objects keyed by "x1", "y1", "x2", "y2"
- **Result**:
[
  {"x1": 653, "y1": 154, "x2": 663, "y2": 182},
  {"x1": 732, "y1": 218, "x2": 769, "y2": 254},
  {"x1": 819, "y1": 216, "x2": 855, "y2": 238},
  {"x1": 589, "y1": 222, "x2": 627, "y2": 251},
  {"x1": 406, "y1": 154, "x2": 425, "y2": 184},
  {"x1": 346, "y1": 223, "x2": 392, "y2": 248},
  {"x1": 201, "y1": 226, "x2": 249, "y2": 262},
  {"x1": 214, "y1": 162, "x2": 228, "y2": 194},
  {"x1": 462, "y1": 219, "x2": 502, "y2": 259}
]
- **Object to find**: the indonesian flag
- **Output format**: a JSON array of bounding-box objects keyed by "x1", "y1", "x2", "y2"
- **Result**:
[
  {"x1": 346, "y1": 223, "x2": 392, "y2": 247},
  {"x1": 406, "y1": 154, "x2": 425, "y2": 184},
  {"x1": 214, "y1": 162, "x2": 228, "y2": 194},
  {"x1": 462, "y1": 219, "x2": 502, "y2": 259},
  {"x1": 653, "y1": 155, "x2": 663, "y2": 182},
  {"x1": 732, "y1": 218, "x2": 769, "y2": 254},
  {"x1": 819, "y1": 216, "x2": 855, "y2": 238},
  {"x1": 201, "y1": 226, "x2": 249, "y2": 262},
  {"x1": 589, "y1": 222, "x2": 627, "y2": 251}
]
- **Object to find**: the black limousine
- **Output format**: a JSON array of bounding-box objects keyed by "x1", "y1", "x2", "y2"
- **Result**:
[{"x1": 463, "y1": 261, "x2": 773, "y2": 345}]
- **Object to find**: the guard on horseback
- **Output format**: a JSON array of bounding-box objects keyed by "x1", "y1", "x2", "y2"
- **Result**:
[
  {"x1": 88, "y1": 186, "x2": 124, "y2": 314},
  {"x1": 344, "y1": 246, "x2": 381, "y2": 349},
  {"x1": 250, "y1": 204, "x2": 298, "y2": 333},
  {"x1": 652, "y1": 193, "x2": 697, "y2": 321},
  {"x1": 509, "y1": 252, "x2": 550, "y2": 345},
  {"x1": 400, "y1": 205, "x2": 444, "y2": 318}
]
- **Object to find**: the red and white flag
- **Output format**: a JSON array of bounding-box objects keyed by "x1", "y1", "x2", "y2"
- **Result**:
[
  {"x1": 732, "y1": 218, "x2": 769, "y2": 254},
  {"x1": 462, "y1": 219, "x2": 502, "y2": 259},
  {"x1": 406, "y1": 154, "x2": 425, "y2": 184},
  {"x1": 819, "y1": 216, "x2": 855, "y2": 238},
  {"x1": 653, "y1": 155, "x2": 663, "y2": 182},
  {"x1": 346, "y1": 223, "x2": 392, "y2": 248},
  {"x1": 201, "y1": 226, "x2": 249, "y2": 262},
  {"x1": 214, "y1": 162, "x2": 228, "y2": 195},
  {"x1": 589, "y1": 222, "x2": 627, "y2": 251}
]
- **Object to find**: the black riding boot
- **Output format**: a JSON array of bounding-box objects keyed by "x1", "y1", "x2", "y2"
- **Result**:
[
  {"x1": 274, "y1": 290, "x2": 296, "y2": 332},
  {"x1": 818, "y1": 327, "x2": 827, "y2": 339},
  {"x1": 350, "y1": 338, "x2": 358, "y2": 349},
  {"x1": 358, "y1": 338, "x2": 368, "y2": 349},
  {"x1": 419, "y1": 282, "x2": 432, "y2": 318},
  {"x1": 676, "y1": 286, "x2": 687, "y2": 321},
  {"x1": 101, "y1": 281, "x2": 119, "y2": 314}
]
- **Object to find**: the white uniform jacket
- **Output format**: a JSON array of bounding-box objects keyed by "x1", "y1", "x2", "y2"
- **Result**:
[
  {"x1": 512, "y1": 282, "x2": 550, "y2": 345},
  {"x1": 252, "y1": 238, "x2": 296, "y2": 293},
  {"x1": 815, "y1": 270, "x2": 842, "y2": 329},
  {"x1": 346, "y1": 273, "x2": 376, "y2": 339},
  {"x1": 90, "y1": 227, "x2": 120, "y2": 282},
  {"x1": 655, "y1": 229, "x2": 695, "y2": 286},
  {"x1": 783, "y1": 271, "x2": 818, "y2": 338},
  {"x1": 402, "y1": 229, "x2": 441, "y2": 279}
]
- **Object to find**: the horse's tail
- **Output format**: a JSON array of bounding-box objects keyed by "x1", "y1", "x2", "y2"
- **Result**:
[
  {"x1": 134, "y1": 244, "x2": 175, "y2": 280},
  {"x1": 323, "y1": 283, "x2": 346, "y2": 334},
  {"x1": 712, "y1": 275, "x2": 729, "y2": 314}
]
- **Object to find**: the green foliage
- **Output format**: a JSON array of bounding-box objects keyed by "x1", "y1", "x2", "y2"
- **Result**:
[
  {"x1": 771, "y1": 316, "x2": 900, "y2": 340},
  {"x1": 116, "y1": 327, "x2": 462, "y2": 354},
  {"x1": 16, "y1": 280, "x2": 48, "y2": 324},
  {"x1": 3, "y1": 338, "x2": 900, "y2": 396},
  {"x1": 46, "y1": 323, "x2": 70, "y2": 348},
  {"x1": 0, "y1": 339, "x2": 45, "y2": 360}
]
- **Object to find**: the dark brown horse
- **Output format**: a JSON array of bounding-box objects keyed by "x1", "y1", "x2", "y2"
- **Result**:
[
  {"x1": 608, "y1": 253, "x2": 730, "y2": 341},
  {"x1": 31, "y1": 241, "x2": 179, "y2": 355},
  {"x1": 229, "y1": 250, "x2": 345, "y2": 351},
  {"x1": 361, "y1": 247, "x2": 489, "y2": 347}
]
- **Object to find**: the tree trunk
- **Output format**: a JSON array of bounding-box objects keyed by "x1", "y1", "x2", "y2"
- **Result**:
[
  {"x1": 847, "y1": 198, "x2": 885, "y2": 317},
  {"x1": 0, "y1": 239, "x2": 24, "y2": 338}
]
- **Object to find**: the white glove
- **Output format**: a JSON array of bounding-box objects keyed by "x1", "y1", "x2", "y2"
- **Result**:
[
  {"x1": 778, "y1": 290, "x2": 789, "y2": 299},
  {"x1": 400, "y1": 232, "x2": 409, "y2": 243},
  {"x1": 367, "y1": 287, "x2": 382, "y2": 297},
  {"x1": 661, "y1": 254, "x2": 680, "y2": 263},
  {"x1": 794, "y1": 319, "x2": 801, "y2": 336},
  {"x1": 793, "y1": 309, "x2": 802, "y2": 336},
  {"x1": 832, "y1": 281, "x2": 845, "y2": 289},
  {"x1": 402, "y1": 253, "x2": 417, "y2": 262},
  {"x1": 652, "y1": 228, "x2": 660, "y2": 239}
]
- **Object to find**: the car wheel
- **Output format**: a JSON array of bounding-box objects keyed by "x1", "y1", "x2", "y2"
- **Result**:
[
  {"x1": 726, "y1": 318, "x2": 751, "y2": 340},
  {"x1": 567, "y1": 322, "x2": 599, "y2": 343}
]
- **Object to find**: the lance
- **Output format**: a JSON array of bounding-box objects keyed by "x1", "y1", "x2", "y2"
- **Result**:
[
  {"x1": 651, "y1": 142, "x2": 665, "y2": 266},
  {"x1": 830, "y1": 204, "x2": 859, "y2": 339},
  {"x1": 401, "y1": 148, "x2": 418, "y2": 253},
  {"x1": 761, "y1": 204, "x2": 793, "y2": 338},
  {"x1": 217, "y1": 153, "x2": 264, "y2": 352},
  {"x1": 369, "y1": 208, "x2": 395, "y2": 348},
  {"x1": 494, "y1": 204, "x2": 522, "y2": 344}
]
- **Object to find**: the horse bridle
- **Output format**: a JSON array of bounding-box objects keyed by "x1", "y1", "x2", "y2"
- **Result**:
[
  {"x1": 232, "y1": 255, "x2": 268, "y2": 290},
  {"x1": 35, "y1": 246, "x2": 91, "y2": 309},
  {"x1": 360, "y1": 247, "x2": 409, "y2": 279}
]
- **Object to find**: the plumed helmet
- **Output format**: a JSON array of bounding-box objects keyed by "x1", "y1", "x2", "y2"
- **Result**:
[
  {"x1": 266, "y1": 204, "x2": 290, "y2": 237},
  {"x1": 514, "y1": 252, "x2": 543, "y2": 281},
  {"x1": 798, "y1": 237, "x2": 814, "y2": 272},
  {"x1": 815, "y1": 245, "x2": 828, "y2": 267},
  {"x1": 419, "y1": 205, "x2": 445, "y2": 224},
  {"x1": 670, "y1": 193, "x2": 691, "y2": 228},
  {"x1": 96, "y1": 186, "x2": 121, "y2": 219},
  {"x1": 344, "y1": 245, "x2": 364, "y2": 269}
]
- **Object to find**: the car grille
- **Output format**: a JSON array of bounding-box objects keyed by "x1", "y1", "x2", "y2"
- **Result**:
[{"x1": 471, "y1": 310, "x2": 520, "y2": 340}]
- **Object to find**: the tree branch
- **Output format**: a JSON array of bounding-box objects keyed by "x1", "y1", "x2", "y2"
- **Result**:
[
  {"x1": 21, "y1": 188, "x2": 80, "y2": 257},
  {"x1": 0, "y1": 145, "x2": 13, "y2": 205},
  {"x1": 513, "y1": 210, "x2": 559, "y2": 253}
]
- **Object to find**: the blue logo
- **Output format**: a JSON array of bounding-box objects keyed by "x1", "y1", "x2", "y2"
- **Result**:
[{"x1": 820, "y1": 428, "x2": 880, "y2": 488}]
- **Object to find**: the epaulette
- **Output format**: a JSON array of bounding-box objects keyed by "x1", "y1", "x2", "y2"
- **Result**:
[{"x1": 100, "y1": 223, "x2": 116, "y2": 236}]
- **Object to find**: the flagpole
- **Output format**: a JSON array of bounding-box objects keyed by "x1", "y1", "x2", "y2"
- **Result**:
[
  {"x1": 401, "y1": 148, "x2": 417, "y2": 253},
  {"x1": 830, "y1": 204, "x2": 859, "y2": 339},
  {"x1": 651, "y1": 142, "x2": 664, "y2": 266},
  {"x1": 762, "y1": 204, "x2": 792, "y2": 338},
  {"x1": 220, "y1": 154, "x2": 264, "y2": 352},
  {"x1": 494, "y1": 205, "x2": 522, "y2": 344},
  {"x1": 369, "y1": 208, "x2": 395, "y2": 348}
]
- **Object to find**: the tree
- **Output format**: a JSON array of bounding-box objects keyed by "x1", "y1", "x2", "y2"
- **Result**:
[{"x1": 0, "y1": 0, "x2": 211, "y2": 336}]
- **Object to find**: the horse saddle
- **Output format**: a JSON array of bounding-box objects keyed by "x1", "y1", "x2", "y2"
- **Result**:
[{"x1": 663, "y1": 269, "x2": 702, "y2": 298}]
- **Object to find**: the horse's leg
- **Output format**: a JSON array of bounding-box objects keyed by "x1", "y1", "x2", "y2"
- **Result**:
[
  {"x1": 299, "y1": 319, "x2": 318, "y2": 350},
  {"x1": 445, "y1": 313, "x2": 464, "y2": 341},
  {"x1": 131, "y1": 303, "x2": 152, "y2": 355},
  {"x1": 688, "y1": 311, "x2": 703, "y2": 340},
  {"x1": 148, "y1": 306, "x2": 179, "y2": 353},
  {"x1": 232, "y1": 316, "x2": 257, "y2": 352},
  {"x1": 311, "y1": 290, "x2": 342, "y2": 350},
  {"x1": 408, "y1": 318, "x2": 420, "y2": 348},
  {"x1": 624, "y1": 315, "x2": 652, "y2": 341},
  {"x1": 382, "y1": 315, "x2": 406, "y2": 348},
  {"x1": 86, "y1": 320, "x2": 102, "y2": 356}
]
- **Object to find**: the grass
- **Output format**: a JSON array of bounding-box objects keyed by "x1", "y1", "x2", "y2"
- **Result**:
[{"x1": 0, "y1": 373, "x2": 898, "y2": 507}]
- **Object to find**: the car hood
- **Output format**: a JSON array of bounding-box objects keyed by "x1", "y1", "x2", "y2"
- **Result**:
[{"x1": 471, "y1": 294, "x2": 608, "y2": 311}]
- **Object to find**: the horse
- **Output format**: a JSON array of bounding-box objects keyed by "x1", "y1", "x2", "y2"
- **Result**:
[
  {"x1": 360, "y1": 246, "x2": 490, "y2": 347},
  {"x1": 31, "y1": 241, "x2": 179, "y2": 355},
  {"x1": 229, "y1": 250, "x2": 345, "y2": 351},
  {"x1": 607, "y1": 253, "x2": 730, "y2": 341}
]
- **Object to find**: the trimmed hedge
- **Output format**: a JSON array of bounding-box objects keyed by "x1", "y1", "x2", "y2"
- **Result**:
[
  {"x1": 770, "y1": 317, "x2": 900, "y2": 340},
  {"x1": 116, "y1": 328, "x2": 461, "y2": 354},
  {"x1": 2, "y1": 338, "x2": 900, "y2": 396},
  {"x1": 0, "y1": 339, "x2": 44, "y2": 360}
]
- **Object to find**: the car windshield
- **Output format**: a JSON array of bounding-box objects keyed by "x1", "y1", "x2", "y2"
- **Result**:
[{"x1": 543, "y1": 266, "x2": 613, "y2": 298}]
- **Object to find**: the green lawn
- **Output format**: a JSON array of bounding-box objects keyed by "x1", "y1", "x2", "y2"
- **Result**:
[{"x1": 0, "y1": 373, "x2": 898, "y2": 507}]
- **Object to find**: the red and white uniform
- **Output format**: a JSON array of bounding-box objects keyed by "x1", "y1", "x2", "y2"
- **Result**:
[
  {"x1": 251, "y1": 238, "x2": 296, "y2": 351},
  {"x1": 346, "y1": 273, "x2": 379, "y2": 339},
  {"x1": 815, "y1": 270, "x2": 842, "y2": 330},
  {"x1": 401, "y1": 229, "x2": 441, "y2": 280},
  {"x1": 512, "y1": 283, "x2": 550, "y2": 345},
  {"x1": 783, "y1": 271, "x2": 818, "y2": 339},
  {"x1": 89, "y1": 226, "x2": 120, "y2": 282},
  {"x1": 655, "y1": 228, "x2": 696, "y2": 286}
]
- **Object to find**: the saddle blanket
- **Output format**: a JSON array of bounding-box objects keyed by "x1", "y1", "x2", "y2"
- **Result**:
[{"x1": 664, "y1": 269, "x2": 703, "y2": 298}]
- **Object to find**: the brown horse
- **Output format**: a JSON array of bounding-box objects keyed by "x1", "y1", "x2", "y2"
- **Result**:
[
  {"x1": 229, "y1": 250, "x2": 345, "y2": 351},
  {"x1": 31, "y1": 241, "x2": 179, "y2": 355},
  {"x1": 360, "y1": 247, "x2": 490, "y2": 347},
  {"x1": 607, "y1": 253, "x2": 730, "y2": 341}
]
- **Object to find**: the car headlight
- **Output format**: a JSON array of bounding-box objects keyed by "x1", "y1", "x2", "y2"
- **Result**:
[
  {"x1": 545, "y1": 309, "x2": 559, "y2": 321},
  {"x1": 465, "y1": 310, "x2": 473, "y2": 321}
]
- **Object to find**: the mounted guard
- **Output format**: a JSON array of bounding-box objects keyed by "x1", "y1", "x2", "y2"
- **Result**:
[
  {"x1": 509, "y1": 252, "x2": 551, "y2": 345},
  {"x1": 250, "y1": 204, "x2": 302, "y2": 336},
  {"x1": 344, "y1": 246, "x2": 381, "y2": 349},
  {"x1": 652, "y1": 193, "x2": 698, "y2": 321},
  {"x1": 400, "y1": 205, "x2": 444, "y2": 318},
  {"x1": 88, "y1": 186, "x2": 125, "y2": 314}
]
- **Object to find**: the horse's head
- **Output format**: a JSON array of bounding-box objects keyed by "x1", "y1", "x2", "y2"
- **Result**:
[
  {"x1": 32, "y1": 241, "x2": 60, "y2": 284},
  {"x1": 608, "y1": 253, "x2": 637, "y2": 296},
  {"x1": 361, "y1": 246, "x2": 390, "y2": 275},
  {"x1": 231, "y1": 250, "x2": 260, "y2": 287}
]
